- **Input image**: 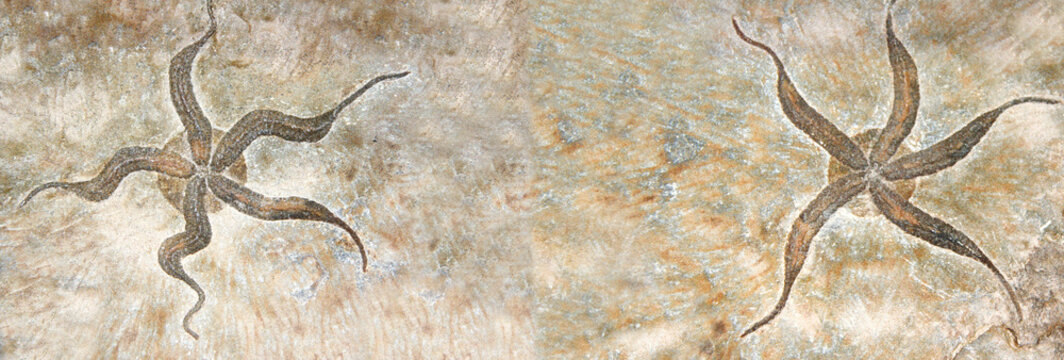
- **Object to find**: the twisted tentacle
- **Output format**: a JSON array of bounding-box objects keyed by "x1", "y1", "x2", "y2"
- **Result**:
[
  {"x1": 742, "y1": 172, "x2": 868, "y2": 337},
  {"x1": 869, "y1": 4, "x2": 920, "y2": 165},
  {"x1": 158, "y1": 176, "x2": 212, "y2": 339},
  {"x1": 869, "y1": 180, "x2": 1023, "y2": 321},
  {"x1": 170, "y1": 0, "x2": 218, "y2": 165},
  {"x1": 21, "y1": 147, "x2": 194, "y2": 208},
  {"x1": 207, "y1": 174, "x2": 367, "y2": 271},
  {"x1": 881, "y1": 97, "x2": 1060, "y2": 180},
  {"x1": 210, "y1": 71, "x2": 411, "y2": 172},
  {"x1": 732, "y1": 18, "x2": 868, "y2": 171}
]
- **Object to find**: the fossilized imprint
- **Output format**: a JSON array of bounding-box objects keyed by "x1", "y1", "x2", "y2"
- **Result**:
[
  {"x1": 733, "y1": 2, "x2": 1060, "y2": 336},
  {"x1": 20, "y1": 0, "x2": 408, "y2": 339}
]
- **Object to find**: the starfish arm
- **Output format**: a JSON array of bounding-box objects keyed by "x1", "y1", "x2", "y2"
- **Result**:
[
  {"x1": 20, "y1": 147, "x2": 195, "y2": 207},
  {"x1": 732, "y1": 19, "x2": 868, "y2": 171},
  {"x1": 869, "y1": 9, "x2": 920, "y2": 165},
  {"x1": 868, "y1": 180, "x2": 1023, "y2": 321},
  {"x1": 742, "y1": 172, "x2": 867, "y2": 337},
  {"x1": 209, "y1": 71, "x2": 410, "y2": 172},
  {"x1": 157, "y1": 176, "x2": 212, "y2": 339},
  {"x1": 206, "y1": 174, "x2": 368, "y2": 272},
  {"x1": 881, "y1": 97, "x2": 1060, "y2": 180},
  {"x1": 169, "y1": 0, "x2": 217, "y2": 166}
]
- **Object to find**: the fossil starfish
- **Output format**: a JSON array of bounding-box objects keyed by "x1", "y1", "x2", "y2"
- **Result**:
[
  {"x1": 732, "y1": 3, "x2": 1060, "y2": 337},
  {"x1": 19, "y1": 0, "x2": 408, "y2": 339}
]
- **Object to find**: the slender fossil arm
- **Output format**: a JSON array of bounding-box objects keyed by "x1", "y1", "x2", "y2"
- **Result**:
[
  {"x1": 157, "y1": 176, "x2": 212, "y2": 339},
  {"x1": 881, "y1": 97, "x2": 1060, "y2": 180},
  {"x1": 206, "y1": 174, "x2": 367, "y2": 272},
  {"x1": 733, "y1": 19, "x2": 868, "y2": 171},
  {"x1": 868, "y1": 180, "x2": 1022, "y2": 321},
  {"x1": 742, "y1": 172, "x2": 867, "y2": 337},
  {"x1": 869, "y1": 9, "x2": 920, "y2": 165},
  {"x1": 169, "y1": 0, "x2": 217, "y2": 165},
  {"x1": 210, "y1": 71, "x2": 410, "y2": 172},
  {"x1": 21, "y1": 147, "x2": 194, "y2": 207}
]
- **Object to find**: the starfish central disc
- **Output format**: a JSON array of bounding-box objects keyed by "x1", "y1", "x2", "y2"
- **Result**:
[
  {"x1": 826, "y1": 128, "x2": 916, "y2": 217},
  {"x1": 156, "y1": 128, "x2": 248, "y2": 213}
]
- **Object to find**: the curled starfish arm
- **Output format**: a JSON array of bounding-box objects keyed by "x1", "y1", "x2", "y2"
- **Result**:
[
  {"x1": 742, "y1": 172, "x2": 867, "y2": 337},
  {"x1": 881, "y1": 97, "x2": 1060, "y2": 180},
  {"x1": 157, "y1": 176, "x2": 212, "y2": 339},
  {"x1": 732, "y1": 19, "x2": 868, "y2": 171},
  {"x1": 170, "y1": 0, "x2": 217, "y2": 165},
  {"x1": 21, "y1": 147, "x2": 195, "y2": 207},
  {"x1": 869, "y1": 9, "x2": 920, "y2": 165},
  {"x1": 868, "y1": 180, "x2": 1023, "y2": 321},
  {"x1": 209, "y1": 71, "x2": 411, "y2": 172},
  {"x1": 206, "y1": 174, "x2": 367, "y2": 272}
]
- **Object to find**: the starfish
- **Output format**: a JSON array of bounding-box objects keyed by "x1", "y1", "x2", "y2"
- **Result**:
[
  {"x1": 732, "y1": 3, "x2": 1060, "y2": 337},
  {"x1": 19, "y1": 0, "x2": 408, "y2": 339}
]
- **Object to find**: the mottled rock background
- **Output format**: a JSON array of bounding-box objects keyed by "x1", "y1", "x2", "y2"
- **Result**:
[
  {"x1": 2, "y1": 0, "x2": 1063, "y2": 359},
  {"x1": 530, "y1": 0, "x2": 1063, "y2": 358},
  {"x1": 1, "y1": 0, "x2": 530, "y2": 358}
]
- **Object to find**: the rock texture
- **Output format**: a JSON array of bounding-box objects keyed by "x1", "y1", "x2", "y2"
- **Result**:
[
  {"x1": 530, "y1": 0, "x2": 1063, "y2": 358},
  {"x1": 2, "y1": 0, "x2": 530, "y2": 358},
  {"x1": 2, "y1": 0, "x2": 1063, "y2": 358}
]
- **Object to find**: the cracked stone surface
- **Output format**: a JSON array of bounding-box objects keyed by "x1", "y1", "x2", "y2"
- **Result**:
[{"x1": 3, "y1": 0, "x2": 1064, "y2": 358}]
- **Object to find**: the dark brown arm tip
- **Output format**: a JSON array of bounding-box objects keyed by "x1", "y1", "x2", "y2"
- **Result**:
[{"x1": 19, "y1": 182, "x2": 67, "y2": 208}]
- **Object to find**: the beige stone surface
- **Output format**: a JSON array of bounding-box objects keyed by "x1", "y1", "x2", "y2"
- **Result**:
[
  {"x1": 2, "y1": 0, "x2": 530, "y2": 358},
  {"x1": 529, "y1": 0, "x2": 1063, "y2": 358},
  {"x1": 3, "y1": 0, "x2": 1064, "y2": 358}
]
